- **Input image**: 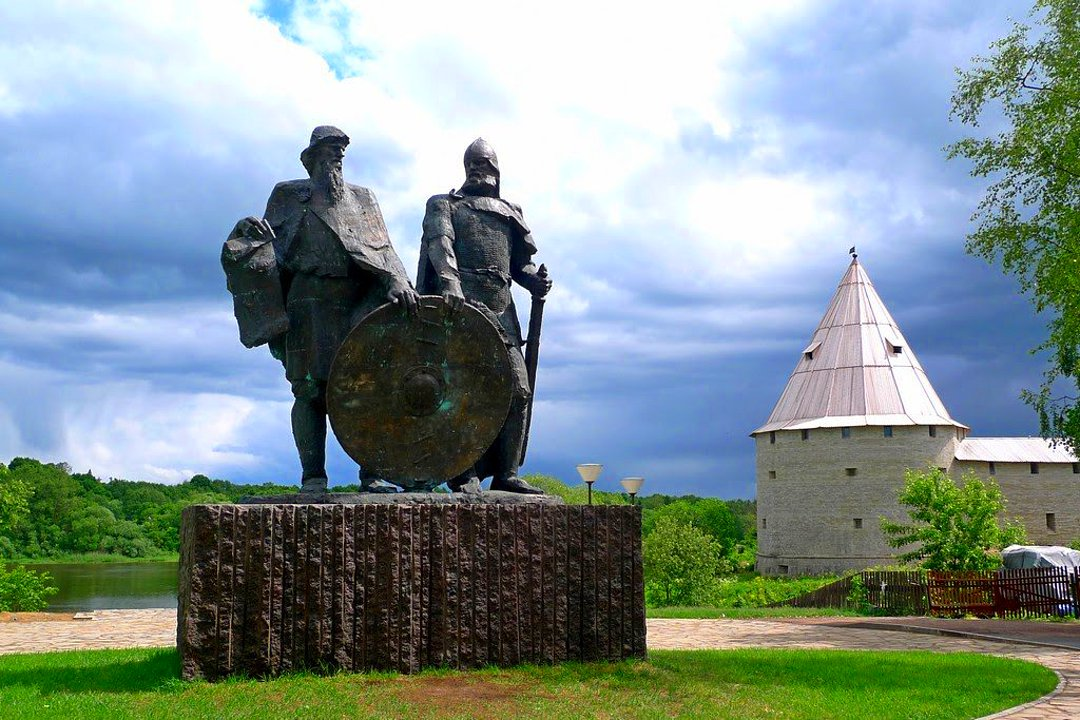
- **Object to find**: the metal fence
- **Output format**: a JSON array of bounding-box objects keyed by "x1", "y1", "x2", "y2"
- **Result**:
[{"x1": 775, "y1": 567, "x2": 1079, "y2": 618}]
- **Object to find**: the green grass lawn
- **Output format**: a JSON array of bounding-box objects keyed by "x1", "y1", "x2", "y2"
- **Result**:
[
  {"x1": 647, "y1": 606, "x2": 860, "y2": 619},
  {"x1": 0, "y1": 647, "x2": 1055, "y2": 720}
]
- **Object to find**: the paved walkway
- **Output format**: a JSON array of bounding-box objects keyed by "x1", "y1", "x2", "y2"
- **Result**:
[{"x1": 0, "y1": 610, "x2": 1076, "y2": 718}]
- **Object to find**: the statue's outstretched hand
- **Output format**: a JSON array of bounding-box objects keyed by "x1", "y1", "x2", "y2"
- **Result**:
[{"x1": 387, "y1": 279, "x2": 419, "y2": 316}]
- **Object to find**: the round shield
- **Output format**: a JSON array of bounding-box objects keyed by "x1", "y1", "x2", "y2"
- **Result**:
[{"x1": 327, "y1": 295, "x2": 513, "y2": 491}]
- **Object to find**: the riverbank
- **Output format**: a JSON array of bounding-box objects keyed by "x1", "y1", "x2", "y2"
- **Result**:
[{"x1": 7, "y1": 553, "x2": 179, "y2": 565}]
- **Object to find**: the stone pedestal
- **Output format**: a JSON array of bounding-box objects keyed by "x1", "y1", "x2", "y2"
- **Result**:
[{"x1": 177, "y1": 501, "x2": 645, "y2": 680}]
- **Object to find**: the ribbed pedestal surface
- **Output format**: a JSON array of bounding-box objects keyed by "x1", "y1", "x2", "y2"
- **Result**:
[{"x1": 177, "y1": 503, "x2": 645, "y2": 680}]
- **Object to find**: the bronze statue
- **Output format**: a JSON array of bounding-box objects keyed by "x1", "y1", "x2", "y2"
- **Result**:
[
  {"x1": 416, "y1": 138, "x2": 553, "y2": 494},
  {"x1": 224, "y1": 126, "x2": 418, "y2": 493}
]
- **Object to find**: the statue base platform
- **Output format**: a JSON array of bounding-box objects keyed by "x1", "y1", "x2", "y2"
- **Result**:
[
  {"x1": 236, "y1": 490, "x2": 566, "y2": 505},
  {"x1": 177, "y1": 502, "x2": 645, "y2": 680}
]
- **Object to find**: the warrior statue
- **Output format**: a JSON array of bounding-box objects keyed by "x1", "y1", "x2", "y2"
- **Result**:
[
  {"x1": 223, "y1": 126, "x2": 418, "y2": 494},
  {"x1": 416, "y1": 138, "x2": 553, "y2": 494}
]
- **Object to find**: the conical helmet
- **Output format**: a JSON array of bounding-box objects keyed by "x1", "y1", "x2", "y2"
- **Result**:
[{"x1": 463, "y1": 137, "x2": 499, "y2": 174}]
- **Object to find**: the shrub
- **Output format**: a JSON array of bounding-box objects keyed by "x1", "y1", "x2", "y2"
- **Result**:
[
  {"x1": 709, "y1": 575, "x2": 837, "y2": 608},
  {"x1": 0, "y1": 565, "x2": 58, "y2": 612},
  {"x1": 644, "y1": 516, "x2": 727, "y2": 606},
  {"x1": 881, "y1": 468, "x2": 1026, "y2": 571}
]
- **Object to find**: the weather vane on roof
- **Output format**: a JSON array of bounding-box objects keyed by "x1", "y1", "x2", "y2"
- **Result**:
[{"x1": 849, "y1": 246, "x2": 857, "y2": 260}]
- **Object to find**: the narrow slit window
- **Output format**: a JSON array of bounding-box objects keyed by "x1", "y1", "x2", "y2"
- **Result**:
[
  {"x1": 883, "y1": 426, "x2": 893, "y2": 438},
  {"x1": 841, "y1": 427, "x2": 851, "y2": 439},
  {"x1": 853, "y1": 518, "x2": 863, "y2": 529},
  {"x1": 1031, "y1": 462, "x2": 1040, "y2": 475},
  {"x1": 778, "y1": 564, "x2": 789, "y2": 575},
  {"x1": 770, "y1": 431, "x2": 776, "y2": 445},
  {"x1": 768, "y1": 470, "x2": 777, "y2": 479},
  {"x1": 762, "y1": 518, "x2": 767, "y2": 529},
  {"x1": 1073, "y1": 463, "x2": 1079, "y2": 474},
  {"x1": 801, "y1": 429, "x2": 810, "y2": 441},
  {"x1": 1046, "y1": 513, "x2": 1056, "y2": 531},
  {"x1": 988, "y1": 461, "x2": 996, "y2": 476},
  {"x1": 929, "y1": 426, "x2": 937, "y2": 438},
  {"x1": 845, "y1": 468, "x2": 857, "y2": 477}
]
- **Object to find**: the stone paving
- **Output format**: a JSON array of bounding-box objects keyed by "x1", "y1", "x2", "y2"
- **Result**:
[
  {"x1": 0, "y1": 610, "x2": 1076, "y2": 718},
  {"x1": 0, "y1": 609, "x2": 176, "y2": 656}
]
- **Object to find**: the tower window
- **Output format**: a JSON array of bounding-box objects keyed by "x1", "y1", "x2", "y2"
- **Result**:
[
  {"x1": 841, "y1": 427, "x2": 851, "y2": 439},
  {"x1": 762, "y1": 518, "x2": 767, "y2": 529},
  {"x1": 886, "y1": 340, "x2": 903, "y2": 355},
  {"x1": 803, "y1": 340, "x2": 821, "y2": 361},
  {"x1": 768, "y1": 470, "x2": 777, "y2": 479},
  {"x1": 801, "y1": 429, "x2": 810, "y2": 441},
  {"x1": 883, "y1": 426, "x2": 893, "y2": 438},
  {"x1": 777, "y1": 564, "x2": 789, "y2": 575},
  {"x1": 929, "y1": 426, "x2": 937, "y2": 438},
  {"x1": 1046, "y1": 513, "x2": 1056, "y2": 531},
  {"x1": 1031, "y1": 462, "x2": 1040, "y2": 475},
  {"x1": 770, "y1": 431, "x2": 776, "y2": 445},
  {"x1": 853, "y1": 518, "x2": 863, "y2": 529},
  {"x1": 1073, "y1": 463, "x2": 1079, "y2": 474},
  {"x1": 988, "y1": 461, "x2": 996, "y2": 476},
  {"x1": 845, "y1": 468, "x2": 857, "y2": 477}
]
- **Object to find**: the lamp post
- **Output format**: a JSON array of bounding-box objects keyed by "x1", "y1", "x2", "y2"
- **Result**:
[
  {"x1": 576, "y1": 463, "x2": 602, "y2": 506},
  {"x1": 620, "y1": 476, "x2": 644, "y2": 505}
]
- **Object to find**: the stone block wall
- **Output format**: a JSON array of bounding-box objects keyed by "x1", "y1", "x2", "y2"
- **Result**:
[
  {"x1": 755, "y1": 424, "x2": 958, "y2": 575},
  {"x1": 178, "y1": 503, "x2": 645, "y2": 680},
  {"x1": 953, "y1": 459, "x2": 1080, "y2": 545}
]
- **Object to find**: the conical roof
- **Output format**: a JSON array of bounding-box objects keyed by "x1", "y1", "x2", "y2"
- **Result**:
[{"x1": 753, "y1": 258, "x2": 966, "y2": 434}]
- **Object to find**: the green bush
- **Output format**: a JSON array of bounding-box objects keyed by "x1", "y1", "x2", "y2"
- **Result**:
[
  {"x1": 0, "y1": 564, "x2": 58, "y2": 611},
  {"x1": 708, "y1": 575, "x2": 837, "y2": 608},
  {"x1": 644, "y1": 517, "x2": 727, "y2": 606}
]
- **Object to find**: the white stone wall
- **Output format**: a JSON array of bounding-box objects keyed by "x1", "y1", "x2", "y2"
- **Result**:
[
  {"x1": 952, "y1": 459, "x2": 1080, "y2": 546},
  {"x1": 756, "y1": 426, "x2": 1080, "y2": 575},
  {"x1": 755, "y1": 424, "x2": 959, "y2": 575}
]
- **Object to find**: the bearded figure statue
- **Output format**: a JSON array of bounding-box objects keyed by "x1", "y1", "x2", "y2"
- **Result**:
[{"x1": 223, "y1": 126, "x2": 418, "y2": 493}]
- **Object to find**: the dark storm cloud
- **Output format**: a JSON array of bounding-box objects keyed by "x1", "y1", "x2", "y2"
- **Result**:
[{"x1": 0, "y1": 1, "x2": 1052, "y2": 495}]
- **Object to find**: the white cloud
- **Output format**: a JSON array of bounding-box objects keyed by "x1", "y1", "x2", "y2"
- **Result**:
[{"x1": 0, "y1": 0, "x2": 1041, "y2": 492}]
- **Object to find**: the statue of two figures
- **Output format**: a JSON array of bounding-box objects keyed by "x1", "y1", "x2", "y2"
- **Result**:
[{"x1": 222, "y1": 127, "x2": 552, "y2": 496}]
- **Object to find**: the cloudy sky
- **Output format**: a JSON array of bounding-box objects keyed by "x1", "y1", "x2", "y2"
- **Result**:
[{"x1": 0, "y1": 0, "x2": 1050, "y2": 497}]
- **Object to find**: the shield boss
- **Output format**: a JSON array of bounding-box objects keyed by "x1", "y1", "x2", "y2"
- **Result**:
[{"x1": 327, "y1": 296, "x2": 513, "y2": 491}]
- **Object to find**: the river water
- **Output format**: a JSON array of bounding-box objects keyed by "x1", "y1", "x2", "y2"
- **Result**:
[{"x1": 24, "y1": 562, "x2": 178, "y2": 611}]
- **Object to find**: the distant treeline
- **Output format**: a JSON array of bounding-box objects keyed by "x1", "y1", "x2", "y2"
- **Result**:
[{"x1": 0, "y1": 458, "x2": 755, "y2": 562}]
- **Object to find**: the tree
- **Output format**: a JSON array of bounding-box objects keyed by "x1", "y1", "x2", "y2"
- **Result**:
[
  {"x1": 643, "y1": 515, "x2": 726, "y2": 606},
  {"x1": 947, "y1": 0, "x2": 1080, "y2": 450},
  {"x1": 880, "y1": 468, "x2": 1026, "y2": 571},
  {"x1": 642, "y1": 498, "x2": 742, "y2": 551},
  {"x1": 0, "y1": 464, "x2": 32, "y2": 537}
]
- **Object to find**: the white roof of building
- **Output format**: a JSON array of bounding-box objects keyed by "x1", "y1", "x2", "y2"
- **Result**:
[
  {"x1": 955, "y1": 437, "x2": 1078, "y2": 463},
  {"x1": 754, "y1": 258, "x2": 966, "y2": 434}
]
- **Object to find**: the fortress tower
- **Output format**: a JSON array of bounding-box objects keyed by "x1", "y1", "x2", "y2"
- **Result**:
[
  {"x1": 753, "y1": 257, "x2": 1079, "y2": 575},
  {"x1": 752, "y1": 257, "x2": 968, "y2": 575}
]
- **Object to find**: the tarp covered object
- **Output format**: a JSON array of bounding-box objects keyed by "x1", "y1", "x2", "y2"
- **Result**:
[{"x1": 1001, "y1": 545, "x2": 1080, "y2": 569}]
